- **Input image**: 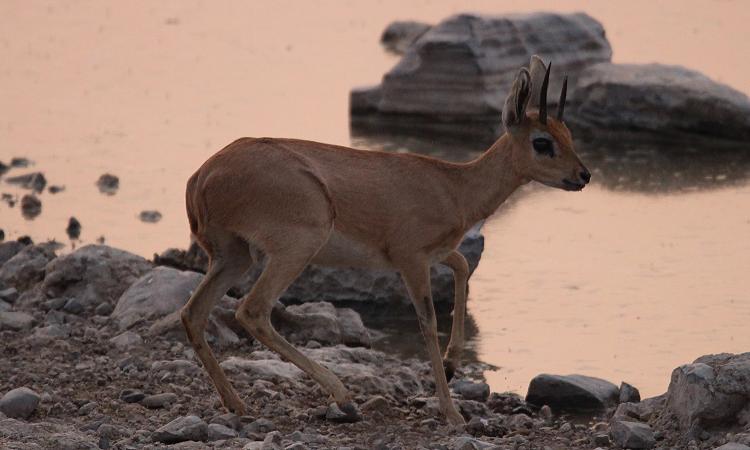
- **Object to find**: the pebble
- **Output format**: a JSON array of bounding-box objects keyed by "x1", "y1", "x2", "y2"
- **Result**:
[
  {"x1": 0, "y1": 287, "x2": 19, "y2": 303},
  {"x1": 62, "y1": 298, "x2": 84, "y2": 315},
  {"x1": 452, "y1": 380, "x2": 491, "y2": 402},
  {"x1": 0, "y1": 387, "x2": 41, "y2": 419},
  {"x1": 152, "y1": 415, "x2": 208, "y2": 444},
  {"x1": 120, "y1": 389, "x2": 146, "y2": 403},
  {"x1": 77, "y1": 401, "x2": 97, "y2": 416},
  {"x1": 207, "y1": 422, "x2": 238, "y2": 441},
  {"x1": 95, "y1": 302, "x2": 114, "y2": 316},
  {"x1": 109, "y1": 331, "x2": 143, "y2": 350},
  {"x1": 210, "y1": 412, "x2": 241, "y2": 430},
  {"x1": 360, "y1": 395, "x2": 390, "y2": 414},
  {"x1": 141, "y1": 392, "x2": 178, "y2": 409}
]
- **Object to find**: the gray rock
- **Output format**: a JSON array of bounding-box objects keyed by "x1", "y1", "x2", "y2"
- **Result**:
[
  {"x1": 152, "y1": 415, "x2": 208, "y2": 444},
  {"x1": 0, "y1": 287, "x2": 19, "y2": 303},
  {"x1": 452, "y1": 436, "x2": 495, "y2": 450},
  {"x1": 351, "y1": 12, "x2": 611, "y2": 139},
  {"x1": 452, "y1": 380, "x2": 490, "y2": 402},
  {"x1": 663, "y1": 353, "x2": 750, "y2": 435},
  {"x1": 380, "y1": 20, "x2": 431, "y2": 54},
  {"x1": 610, "y1": 419, "x2": 655, "y2": 449},
  {"x1": 526, "y1": 374, "x2": 619, "y2": 412},
  {"x1": 77, "y1": 401, "x2": 97, "y2": 416},
  {"x1": 715, "y1": 444, "x2": 750, "y2": 450},
  {"x1": 0, "y1": 241, "x2": 27, "y2": 267},
  {"x1": 207, "y1": 422, "x2": 237, "y2": 441},
  {"x1": 109, "y1": 330, "x2": 143, "y2": 350},
  {"x1": 360, "y1": 395, "x2": 390, "y2": 414},
  {"x1": 141, "y1": 393, "x2": 178, "y2": 409},
  {"x1": 120, "y1": 389, "x2": 146, "y2": 403},
  {"x1": 62, "y1": 298, "x2": 84, "y2": 315},
  {"x1": 209, "y1": 413, "x2": 241, "y2": 431},
  {"x1": 41, "y1": 244, "x2": 151, "y2": 310},
  {"x1": 242, "y1": 417, "x2": 276, "y2": 436},
  {"x1": 151, "y1": 359, "x2": 201, "y2": 377},
  {"x1": 95, "y1": 302, "x2": 113, "y2": 316},
  {"x1": 115, "y1": 266, "x2": 239, "y2": 347},
  {"x1": 325, "y1": 402, "x2": 362, "y2": 423},
  {"x1": 619, "y1": 381, "x2": 641, "y2": 403},
  {"x1": 0, "y1": 244, "x2": 56, "y2": 291},
  {"x1": 0, "y1": 387, "x2": 40, "y2": 419},
  {"x1": 0, "y1": 300, "x2": 10, "y2": 312},
  {"x1": 28, "y1": 324, "x2": 70, "y2": 343},
  {"x1": 0, "y1": 311, "x2": 35, "y2": 331},
  {"x1": 275, "y1": 301, "x2": 370, "y2": 347},
  {"x1": 571, "y1": 63, "x2": 750, "y2": 143}
]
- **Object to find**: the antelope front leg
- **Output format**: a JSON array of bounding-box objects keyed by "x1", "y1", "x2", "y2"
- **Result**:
[
  {"x1": 441, "y1": 251, "x2": 469, "y2": 381},
  {"x1": 400, "y1": 262, "x2": 465, "y2": 426}
]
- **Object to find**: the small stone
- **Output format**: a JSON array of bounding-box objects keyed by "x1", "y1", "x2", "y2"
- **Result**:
[
  {"x1": 10, "y1": 157, "x2": 30, "y2": 168},
  {"x1": 97, "y1": 174, "x2": 119, "y2": 195},
  {"x1": 66, "y1": 217, "x2": 81, "y2": 240},
  {"x1": 0, "y1": 287, "x2": 18, "y2": 303},
  {"x1": 120, "y1": 389, "x2": 146, "y2": 403},
  {"x1": 594, "y1": 433, "x2": 610, "y2": 446},
  {"x1": 152, "y1": 415, "x2": 208, "y2": 444},
  {"x1": 559, "y1": 422, "x2": 573, "y2": 433},
  {"x1": 0, "y1": 311, "x2": 35, "y2": 331},
  {"x1": 78, "y1": 401, "x2": 97, "y2": 416},
  {"x1": 46, "y1": 297, "x2": 66, "y2": 310},
  {"x1": 139, "y1": 210, "x2": 162, "y2": 223},
  {"x1": 20, "y1": 194, "x2": 41, "y2": 219},
  {"x1": 207, "y1": 422, "x2": 238, "y2": 441},
  {"x1": 361, "y1": 395, "x2": 390, "y2": 414},
  {"x1": 715, "y1": 444, "x2": 750, "y2": 450},
  {"x1": 285, "y1": 444, "x2": 309, "y2": 450},
  {"x1": 508, "y1": 413, "x2": 534, "y2": 431},
  {"x1": 109, "y1": 330, "x2": 143, "y2": 350},
  {"x1": 141, "y1": 392, "x2": 178, "y2": 409},
  {"x1": 619, "y1": 382, "x2": 641, "y2": 403},
  {"x1": 0, "y1": 387, "x2": 41, "y2": 419},
  {"x1": 539, "y1": 404, "x2": 552, "y2": 423},
  {"x1": 210, "y1": 413, "x2": 241, "y2": 430},
  {"x1": 95, "y1": 302, "x2": 114, "y2": 316},
  {"x1": 305, "y1": 340, "x2": 321, "y2": 349},
  {"x1": 48, "y1": 185, "x2": 65, "y2": 194},
  {"x1": 610, "y1": 419, "x2": 655, "y2": 449},
  {"x1": 62, "y1": 298, "x2": 84, "y2": 315},
  {"x1": 242, "y1": 417, "x2": 276, "y2": 435},
  {"x1": 325, "y1": 402, "x2": 362, "y2": 423},
  {"x1": 453, "y1": 380, "x2": 491, "y2": 402}
]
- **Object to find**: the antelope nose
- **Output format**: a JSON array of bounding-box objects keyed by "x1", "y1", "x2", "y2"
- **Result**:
[{"x1": 580, "y1": 169, "x2": 591, "y2": 184}]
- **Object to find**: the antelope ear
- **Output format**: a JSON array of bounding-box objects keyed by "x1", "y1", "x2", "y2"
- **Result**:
[
  {"x1": 502, "y1": 68, "x2": 531, "y2": 131},
  {"x1": 528, "y1": 55, "x2": 548, "y2": 110}
]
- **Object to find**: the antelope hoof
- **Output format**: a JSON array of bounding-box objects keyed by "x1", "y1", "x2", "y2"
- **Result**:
[
  {"x1": 445, "y1": 408, "x2": 466, "y2": 426},
  {"x1": 443, "y1": 359, "x2": 457, "y2": 382},
  {"x1": 328, "y1": 401, "x2": 362, "y2": 423},
  {"x1": 223, "y1": 396, "x2": 247, "y2": 416}
]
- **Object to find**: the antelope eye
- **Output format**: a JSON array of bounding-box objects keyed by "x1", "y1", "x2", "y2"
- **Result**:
[{"x1": 532, "y1": 138, "x2": 554, "y2": 157}]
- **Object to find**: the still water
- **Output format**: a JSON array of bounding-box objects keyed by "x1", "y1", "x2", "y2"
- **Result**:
[{"x1": 1, "y1": 1, "x2": 748, "y2": 398}]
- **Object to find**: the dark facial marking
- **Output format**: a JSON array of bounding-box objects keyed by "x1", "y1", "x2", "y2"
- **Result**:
[{"x1": 532, "y1": 138, "x2": 554, "y2": 157}]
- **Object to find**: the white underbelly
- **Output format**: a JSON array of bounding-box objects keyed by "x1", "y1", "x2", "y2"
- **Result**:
[{"x1": 311, "y1": 230, "x2": 393, "y2": 269}]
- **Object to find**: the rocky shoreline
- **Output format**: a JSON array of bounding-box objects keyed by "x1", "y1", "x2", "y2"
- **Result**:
[{"x1": 1, "y1": 239, "x2": 750, "y2": 449}]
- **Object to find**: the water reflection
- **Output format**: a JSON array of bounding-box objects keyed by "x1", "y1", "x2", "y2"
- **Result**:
[{"x1": 352, "y1": 130, "x2": 750, "y2": 193}]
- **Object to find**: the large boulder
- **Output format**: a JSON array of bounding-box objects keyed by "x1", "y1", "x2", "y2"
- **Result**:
[
  {"x1": 571, "y1": 63, "x2": 750, "y2": 143},
  {"x1": 40, "y1": 245, "x2": 152, "y2": 310},
  {"x1": 662, "y1": 352, "x2": 750, "y2": 435},
  {"x1": 351, "y1": 12, "x2": 611, "y2": 139},
  {"x1": 525, "y1": 374, "x2": 619, "y2": 412},
  {"x1": 0, "y1": 244, "x2": 56, "y2": 291},
  {"x1": 156, "y1": 227, "x2": 484, "y2": 315}
]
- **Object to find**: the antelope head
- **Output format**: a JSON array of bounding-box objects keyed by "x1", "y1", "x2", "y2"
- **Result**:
[{"x1": 501, "y1": 56, "x2": 591, "y2": 191}]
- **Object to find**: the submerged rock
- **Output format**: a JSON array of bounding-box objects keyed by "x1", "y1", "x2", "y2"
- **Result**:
[
  {"x1": 20, "y1": 194, "x2": 41, "y2": 219},
  {"x1": 96, "y1": 173, "x2": 119, "y2": 195},
  {"x1": 5, "y1": 172, "x2": 46, "y2": 193},
  {"x1": 571, "y1": 63, "x2": 750, "y2": 143},
  {"x1": 526, "y1": 373, "x2": 619, "y2": 412},
  {"x1": 139, "y1": 210, "x2": 162, "y2": 223}
]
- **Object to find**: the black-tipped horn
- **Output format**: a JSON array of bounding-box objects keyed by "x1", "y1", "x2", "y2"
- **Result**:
[
  {"x1": 557, "y1": 75, "x2": 568, "y2": 121},
  {"x1": 539, "y1": 62, "x2": 551, "y2": 125}
]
